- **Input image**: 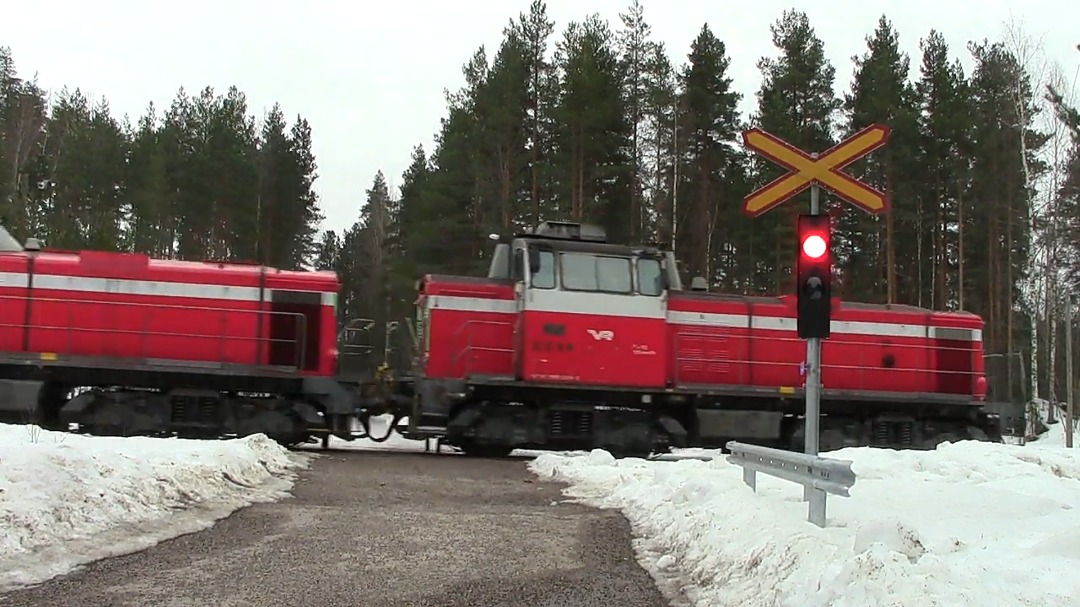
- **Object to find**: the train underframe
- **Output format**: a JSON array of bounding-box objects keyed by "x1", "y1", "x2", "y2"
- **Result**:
[
  {"x1": 406, "y1": 377, "x2": 1006, "y2": 457},
  {"x1": 0, "y1": 359, "x2": 363, "y2": 447},
  {"x1": 0, "y1": 363, "x2": 1005, "y2": 457}
]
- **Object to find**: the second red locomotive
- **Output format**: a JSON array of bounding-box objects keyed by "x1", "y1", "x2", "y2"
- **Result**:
[{"x1": 401, "y1": 221, "x2": 998, "y2": 456}]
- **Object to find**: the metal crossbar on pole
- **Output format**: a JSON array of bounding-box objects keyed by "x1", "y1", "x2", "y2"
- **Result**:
[{"x1": 725, "y1": 440, "x2": 857, "y2": 527}]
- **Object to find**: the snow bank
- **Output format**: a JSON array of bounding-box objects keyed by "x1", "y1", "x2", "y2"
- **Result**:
[
  {"x1": 530, "y1": 442, "x2": 1080, "y2": 607},
  {"x1": 0, "y1": 423, "x2": 308, "y2": 591}
]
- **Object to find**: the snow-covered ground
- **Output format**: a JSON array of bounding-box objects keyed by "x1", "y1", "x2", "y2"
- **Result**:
[
  {"x1": 5, "y1": 405, "x2": 1077, "y2": 606},
  {"x1": 530, "y1": 429, "x2": 1080, "y2": 607},
  {"x1": 0, "y1": 423, "x2": 308, "y2": 592}
]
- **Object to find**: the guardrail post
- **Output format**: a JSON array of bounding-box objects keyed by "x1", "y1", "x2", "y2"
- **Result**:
[
  {"x1": 725, "y1": 440, "x2": 856, "y2": 528},
  {"x1": 807, "y1": 486, "x2": 826, "y2": 527},
  {"x1": 742, "y1": 466, "x2": 756, "y2": 491}
]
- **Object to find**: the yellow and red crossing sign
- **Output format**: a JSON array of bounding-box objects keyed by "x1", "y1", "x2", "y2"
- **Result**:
[{"x1": 741, "y1": 124, "x2": 891, "y2": 217}]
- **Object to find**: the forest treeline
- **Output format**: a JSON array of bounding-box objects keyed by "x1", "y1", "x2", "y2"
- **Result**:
[{"x1": 1, "y1": 2, "x2": 1079, "y2": 405}]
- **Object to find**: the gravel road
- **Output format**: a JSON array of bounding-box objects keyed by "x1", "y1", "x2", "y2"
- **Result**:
[{"x1": 1, "y1": 450, "x2": 673, "y2": 607}]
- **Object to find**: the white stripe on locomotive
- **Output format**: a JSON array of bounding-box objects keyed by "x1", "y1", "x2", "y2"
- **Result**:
[
  {"x1": 425, "y1": 294, "x2": 982, "y2": 342},
  {"x1": 0, "y1": 271, "x2": 336, "y2": 305}
]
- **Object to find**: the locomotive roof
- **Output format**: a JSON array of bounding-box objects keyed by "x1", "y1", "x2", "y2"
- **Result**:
[
  {"x1": 521, "y1": 235, "x2": 661, "y2": 257},
  {"x1": 0, "y1": 247, "x2": 339, "y2": 290}
]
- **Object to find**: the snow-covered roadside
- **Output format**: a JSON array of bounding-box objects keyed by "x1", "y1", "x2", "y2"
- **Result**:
[
  {"x1": 530, "y1": 440, "x2": 1080, "y2": 607},
  {"x1": 0, "y1": 423, "x2": 309, "y2": 592}
]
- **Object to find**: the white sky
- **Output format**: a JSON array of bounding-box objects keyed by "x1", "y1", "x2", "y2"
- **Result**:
[{"x1": 1, "y1": 0, "x2": 1077, "y2": 235}]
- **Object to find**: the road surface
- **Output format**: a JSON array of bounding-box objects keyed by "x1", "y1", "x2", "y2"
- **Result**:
[{"x1": 1, "y1": 450, "x2": 673, "y2": 606}]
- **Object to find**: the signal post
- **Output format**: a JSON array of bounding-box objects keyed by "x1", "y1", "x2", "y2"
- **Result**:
[{"x1": 741, "y1": 125, "x2": 891, "y2": 473}]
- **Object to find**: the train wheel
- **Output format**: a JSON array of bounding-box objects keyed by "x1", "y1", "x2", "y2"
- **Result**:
[
  {"x1": 458, "y1": 440, "x2": 514, "y2": 459},
  {"x1": 925, "y1": 432, "x2": 960, "y2": 449}
]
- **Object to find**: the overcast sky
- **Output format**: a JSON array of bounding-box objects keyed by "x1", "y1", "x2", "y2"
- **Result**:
[{"x1": 1, "y1": 0, "x2": 1077, "y2": 235}]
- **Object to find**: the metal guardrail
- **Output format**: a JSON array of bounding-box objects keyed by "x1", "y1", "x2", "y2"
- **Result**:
[{"x1": 724, "y1": 441, "x2": 857, "y2": 527}]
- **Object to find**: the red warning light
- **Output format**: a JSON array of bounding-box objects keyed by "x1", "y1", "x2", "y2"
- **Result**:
[{"x1": 801, "y1": 234, "x2": 827, "y2": 259}]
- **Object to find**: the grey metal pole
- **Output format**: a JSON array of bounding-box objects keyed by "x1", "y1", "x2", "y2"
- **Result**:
[
  {"x1": 805, "y1": 184, "x2": 822, "y2": 458},
  {"x1": 804, "y1": 183, "x2": 822, "y2": 500},
  {"x1": 1067, "y1": 297, "x2": 1074, "y2": 448}
]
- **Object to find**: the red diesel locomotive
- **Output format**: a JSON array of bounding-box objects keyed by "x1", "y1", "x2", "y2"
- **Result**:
[
  {"x1": 404, "y1": 221, "x2": 1000, "y2": 456},
  {"x1": 0, "y1": 225, "x2": 355, "y2": 444}
]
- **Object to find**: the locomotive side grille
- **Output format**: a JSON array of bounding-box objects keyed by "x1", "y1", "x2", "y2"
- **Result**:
[
  {"x1": 898, "y1": 422, "x2": 913, "y2": 446},
  {"x1": 170, "y1": 394, "x2": 221, "y2": 425},
  {"x1": 549, "y1": 410, "x2": 592, "y2": 437},
  {"x1": 170, "y1": 395, "x2": 190, "y2": 423},
  {"x1": 872, "y1": 419, "x2": 916, "y2": 447}
]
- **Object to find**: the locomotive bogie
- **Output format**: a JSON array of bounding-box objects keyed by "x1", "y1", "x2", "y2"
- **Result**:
[{"x1": 56, "y1": 386, "x2": 320, "y2": 444}]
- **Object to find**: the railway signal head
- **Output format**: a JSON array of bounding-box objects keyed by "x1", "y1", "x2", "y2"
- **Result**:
[{"x1": 796, "y1": 214, "x2": 831, "y2": 339}]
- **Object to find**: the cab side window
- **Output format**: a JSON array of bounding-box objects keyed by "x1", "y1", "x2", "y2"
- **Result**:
[
  {"x1": 637, "y1": 258, "x2": 663, "y2": 296},
  {"x1": 531, "y1": 250, "x2": 556, "y2": 289},
  {"x1": 512, "y1": 249, "x2": 525, "y2": 281}
]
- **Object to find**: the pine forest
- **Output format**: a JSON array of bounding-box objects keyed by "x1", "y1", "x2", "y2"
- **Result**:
[{"x1": 1, "y1": 3, "x2": 1079, "y2": 410}]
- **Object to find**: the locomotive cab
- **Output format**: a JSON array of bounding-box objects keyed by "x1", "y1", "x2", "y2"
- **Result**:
[{"x1": 490, "y1": 221, "x2": 678, "y2": 389}]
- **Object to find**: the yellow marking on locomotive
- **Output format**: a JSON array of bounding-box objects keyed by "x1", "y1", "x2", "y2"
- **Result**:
[
  {"x1": 40, "y1": 352, "x2": 58, "y2": 361},
  {"x1": 778, "y1": 386, "x2": 795, "y2": 395}
]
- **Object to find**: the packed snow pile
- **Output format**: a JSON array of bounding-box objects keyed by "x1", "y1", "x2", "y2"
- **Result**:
[
  {"x1": 0, "y1": 423, "x2": 308, "y2": 591},
  {"x1": 530, "y1": 440, "x2": 1080, "y2": 607}
]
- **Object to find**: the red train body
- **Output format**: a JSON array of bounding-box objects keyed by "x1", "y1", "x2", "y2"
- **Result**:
[
  {"x1": 405, "y1": 221, "x2": 1001, "y2": 455},
  {"x1": 419, "y1": 280, "x2": 987, "y2": 399},
  {"x1": 0, "y1": 227, "x2": 351, "y2": 442},
  {"x1": 0, "y1": 219, "x2": 1004, "y2": 456}
]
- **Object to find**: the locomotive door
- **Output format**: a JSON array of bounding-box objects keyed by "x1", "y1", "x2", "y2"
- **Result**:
[
  {"x1": 512, "y1": 247, "x2": 528, "y2": 381},
  {"x1": 513, "y1": 280, "x2": 526, "y2": 380}
]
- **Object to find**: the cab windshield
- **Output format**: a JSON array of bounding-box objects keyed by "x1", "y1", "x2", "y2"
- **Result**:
[
  {"x1": 530, "y1": 249, "x2": 663, "y2": 297},
  {"x1": 0, "y1": 225, "x2": 24, "y2": 252}
]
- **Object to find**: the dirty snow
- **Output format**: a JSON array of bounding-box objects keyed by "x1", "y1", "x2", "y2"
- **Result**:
[
  {"x1": 0, "y1": 423, "x2": 308, "y2": 591},
  {"x1": 530, "y1": 433, "x2": 1080, "y2": 607}
]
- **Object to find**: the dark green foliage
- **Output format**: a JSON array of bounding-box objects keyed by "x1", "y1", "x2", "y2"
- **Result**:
[{"x1": 0, "y1": 51, "x2": 321, "y2": 269}]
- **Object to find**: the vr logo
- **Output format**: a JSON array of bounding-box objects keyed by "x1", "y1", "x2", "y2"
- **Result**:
[{"x1": 587, "y1": 329, "x2": 615, "y2": 341}]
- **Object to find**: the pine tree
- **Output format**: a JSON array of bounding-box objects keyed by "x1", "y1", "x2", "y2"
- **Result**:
[
  {"x1": 126, "y1": 103, "x2": 175, "y2": 257},
  {"x1": 506, "y1": 0, "x2": 558, "y2": 229},
  {"x1": 287, "y1": 116, "x2": 323, "y2": 268},
  {"x1": 313, "y1": 230, "x2": 339, "y2": 271},
  {"x1": 552, "y1": 14, "x2": 632, "y2": 242},
  {"x1": 914, "y1": 30, "x2": 973, "y2": 310},
  {"x1": 616, "y1": 0, "x2": 655, "y2": 241},
  {"x1": 843, "y1": 15, "x2": 921, "y2": 304},
  {"x1": 642, "y1": 42, "x2": 677, "y2": 244},
  {"x1": 674, "y1": 24, "x2": 743, "y2": 286},
  {"x1": 965, "y1": 40, "x2": 1048, "y2": 402},
  {"x1": 0, "y1": 46, "x2": 48, "y2": 239}
]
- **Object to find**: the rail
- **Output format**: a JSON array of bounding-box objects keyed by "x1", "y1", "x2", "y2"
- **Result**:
[
  {"x1": 0, "y1": 293, "x2": 309, "y2": 371},
  {"x1": 673, "y1": 330, "x2": 983, "y2": 396},
  {"x1": 450, "y1": 319, "x2": 515, "y2": 378},
  {"x1": 725, "y1": 440, "x2": 857, "y2": 527}
]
